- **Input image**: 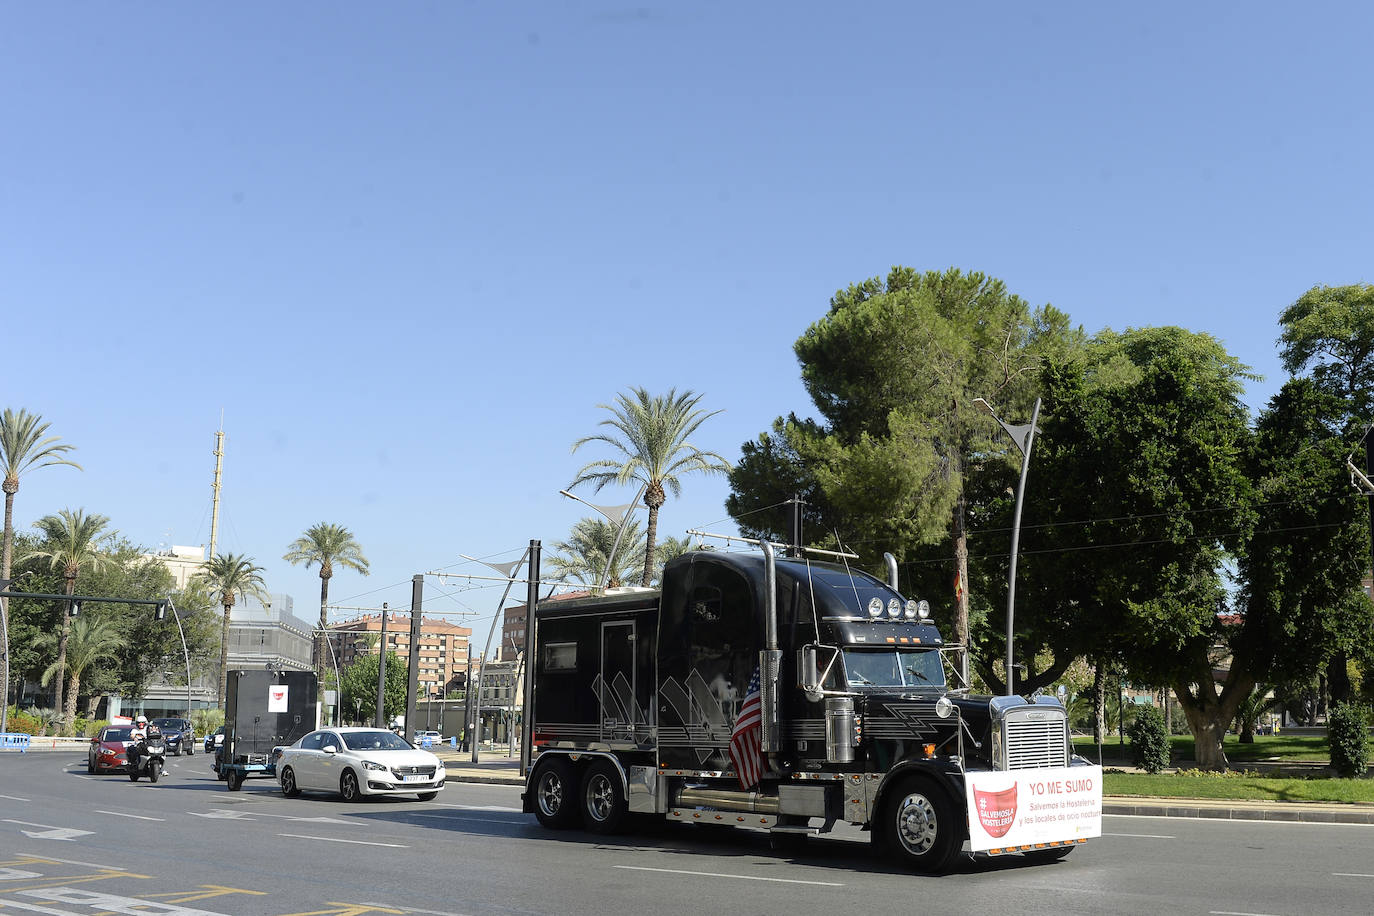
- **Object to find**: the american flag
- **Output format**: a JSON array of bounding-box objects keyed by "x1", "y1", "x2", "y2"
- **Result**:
[{"x1": 729, "y1": 667, "x2": 764, "y2": 789}]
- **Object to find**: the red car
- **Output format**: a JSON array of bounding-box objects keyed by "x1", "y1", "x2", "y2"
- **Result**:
[{"x1": 88, "y1": 725, "x2": 135, "y2": 774}]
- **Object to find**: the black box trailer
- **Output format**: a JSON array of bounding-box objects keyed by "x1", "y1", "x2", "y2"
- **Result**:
[
  {"x1": 217, "y1": 669, "x2": 318, "y2": 791},
  {"x1": 522, "y1": 543, "x2": 1101, "y2": 873}
]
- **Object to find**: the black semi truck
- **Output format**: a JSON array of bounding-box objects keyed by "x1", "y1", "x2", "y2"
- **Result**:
[{"x1": 521, "y1": 543, "x2": 1100, "y2": 873}]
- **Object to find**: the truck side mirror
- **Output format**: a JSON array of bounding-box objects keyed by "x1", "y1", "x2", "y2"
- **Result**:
[{"x1": 799, "y1": 646, "x2": 823, "y2": 702}]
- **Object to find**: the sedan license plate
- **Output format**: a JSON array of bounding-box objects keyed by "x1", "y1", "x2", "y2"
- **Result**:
[{"x1": 401, "y1": 774, "x2": 427, "y2": 783}]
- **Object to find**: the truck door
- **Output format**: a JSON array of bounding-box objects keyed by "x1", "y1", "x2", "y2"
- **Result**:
[{"x1": 599, "y1": 621, "x2": 641, "y2": 743}]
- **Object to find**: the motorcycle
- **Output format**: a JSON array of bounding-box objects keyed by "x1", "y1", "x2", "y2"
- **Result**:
[{"x1": 127, "y1": 735, "x2": 167, "y2": 783}]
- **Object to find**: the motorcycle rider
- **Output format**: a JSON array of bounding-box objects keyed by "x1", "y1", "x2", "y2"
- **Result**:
[{"x1": 128, "y1": 715, "x2": 160, "y2": 772}]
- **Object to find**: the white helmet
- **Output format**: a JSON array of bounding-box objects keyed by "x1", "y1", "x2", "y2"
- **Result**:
[{"x1": 136, "y1": 715, "x2": 148, "y2": 726}]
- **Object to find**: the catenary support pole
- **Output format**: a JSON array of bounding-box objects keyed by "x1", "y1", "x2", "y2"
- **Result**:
[
  {"x1": 375, "y1": 603, "x2": 388, "y2": 728},
  {"x1": 404, "y1": 575, "x2": 423, "y2": 739}
]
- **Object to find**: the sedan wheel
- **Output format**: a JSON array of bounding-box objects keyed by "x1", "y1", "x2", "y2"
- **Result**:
[
  {"x1": 339, "y1": 769, "x2": 362, "y2": 802},
  {"x1": 281, "y1": 766, "x2": 301, "y2": 798}
]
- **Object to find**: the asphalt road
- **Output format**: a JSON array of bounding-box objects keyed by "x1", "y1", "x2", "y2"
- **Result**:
[{"x1": 3, "y1": 751, "x2": 1374, "y2": 916}]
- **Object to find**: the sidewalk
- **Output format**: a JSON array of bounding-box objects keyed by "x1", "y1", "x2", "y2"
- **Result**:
[{"x1": 433, "y1": 745, "x2": 526, "y2": 786}]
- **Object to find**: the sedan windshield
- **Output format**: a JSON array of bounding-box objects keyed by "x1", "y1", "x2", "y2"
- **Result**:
[
  {"x1": 842, "y1": 648, "x2": 946, "y2": 689},
  {"x1": 342, "y1": 731, "x2": 413, "y2": 751},
  {"x1": 105, "y1": 728, "x2": 133, "y2": 742}
]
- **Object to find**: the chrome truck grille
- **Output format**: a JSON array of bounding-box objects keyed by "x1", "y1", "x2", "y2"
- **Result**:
[{"x1": 993, "y1": 700, "x2": 1070, "y2": 770}]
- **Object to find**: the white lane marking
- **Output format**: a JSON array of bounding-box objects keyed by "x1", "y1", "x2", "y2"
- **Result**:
[
  {"x1": 2, "y1": 820, "x2": 93, "y2": 841},
  {"x1": 1332, "y1": 873, "x2": 1374, "y2": 878},
  {"x1": 0, "y1": 794, "x2": 30, "y2": 801},
  {"x1": 1107, "y1": 813, "x2": 1374, "y2": 830},
  {"x1": 1104, "y1": 831, "x2": 1176, "y2": 839},
  {"x1": 277, "y1": 833, "x2": 409, "y2": 848},
  {"x1": 613, "y1": 865, "x2": 844, "y2": 887},
  {"x1": 1209, "y1": 912, "x2": 1285, "y2": 916},
  {"x1": 435, "y1": 803, "x2": 521, "y2": 812},
  {"x1": 361, "y1": 905, "x2": 470, "y2": 916},
  {"x1": 95, "y1": 810, "x2": 165, "y2": 821}
]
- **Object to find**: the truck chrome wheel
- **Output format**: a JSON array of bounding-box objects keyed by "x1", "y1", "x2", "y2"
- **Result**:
[
  {"x1": 896, "y1": 791, "x2": 938, "y2": 854},
  {"x1": 878, "y1": 776, "x2": 958, "y2": 873},
  {"x1": 581, "y1": 761, "x2": 628, "y2": 834},
  {"x1": 533, "y1": 758, "x2": 581, "y2": 829}
]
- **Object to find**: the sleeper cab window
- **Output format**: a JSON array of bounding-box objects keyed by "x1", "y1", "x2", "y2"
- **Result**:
[{"x1": 544, "y1": 642, "x2": 577, "y2": 671}]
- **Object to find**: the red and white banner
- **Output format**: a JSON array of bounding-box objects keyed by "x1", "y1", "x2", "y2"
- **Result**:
[
  {"x1": 964, "y1": 765, "x2": 1102, "y2": 851},
  {"x1": 268, "y1": 685, "x2": 289, "y2": 712}
]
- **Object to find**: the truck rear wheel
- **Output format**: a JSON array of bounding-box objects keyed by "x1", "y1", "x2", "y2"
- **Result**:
[
  {"x1": 581, "y1": 760, "x2": 628, "y2": 834},
  {"x1": 876, "y1": 775, "x2": 959, "y2": 873},
  {"x1": 532, "y1": 757, "x2": 581, "y2": 829}
]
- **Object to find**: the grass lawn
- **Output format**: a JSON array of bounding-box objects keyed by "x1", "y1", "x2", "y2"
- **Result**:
[
  {"x1": 1071, "y1": 733, "x2": 1374, "y2": 804},
  {"x1": 1103, "y1": 772, "x2": 1374, "y2": 804},
  {"x1": 1074, "y1": 733, "x2": 1330, "y2": 765}
]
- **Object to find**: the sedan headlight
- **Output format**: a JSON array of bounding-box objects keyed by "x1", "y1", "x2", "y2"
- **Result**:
[
  {"x1": 361, "y1": 760, "x2": 388, "y2": 771},
  {"x1": 100, "y1": 747, "x2": 117, "y2": 757}
]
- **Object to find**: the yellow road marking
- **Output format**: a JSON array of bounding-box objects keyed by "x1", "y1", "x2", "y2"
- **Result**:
[
  {"x1": 277, "y1": 903, "x2": 405, "y2": 916},
  {"x1": 144, "y1": 885, "x2": 269, "y2": 903},
  {"x1": 0, "y1": 869, "x2": 149, "y2": 893}
]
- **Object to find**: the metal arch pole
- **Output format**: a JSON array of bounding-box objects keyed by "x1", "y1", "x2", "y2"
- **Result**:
[
  {"x1": 520, "y1": 539, "x2": 540, "y2": 778},
  {"x1": 317, "y1": 627, "x2": 342, "y2": 725},
  {"x1": 599, "y1": 483, "x2": 646, "y2": 592},
  {"x1": 1004, "y1": 397, "x2": 1041, "y2": 698},
  {"x1": 473, "y1": 548, "x2": 530, "y2": 764}
]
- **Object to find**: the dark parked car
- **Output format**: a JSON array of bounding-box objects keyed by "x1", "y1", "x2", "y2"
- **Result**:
[
  {"x1": 204, "y1": 726, "x2": 224, "y2": 754},
  {"x1": 151, "y1": 717, "x2": 194, "y2": 756},
  {"x1": 88, "y1": 725, "x2": 134, "y2": 774}
]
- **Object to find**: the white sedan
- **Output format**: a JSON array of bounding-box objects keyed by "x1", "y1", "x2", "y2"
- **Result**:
[{"x1": 276, "y1": 727, "x2": 445, "y2": 801}]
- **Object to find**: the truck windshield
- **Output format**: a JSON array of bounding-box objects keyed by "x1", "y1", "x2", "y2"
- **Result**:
[{"x1": 842, "y1": 648, "x2": 945, "y2": 690}]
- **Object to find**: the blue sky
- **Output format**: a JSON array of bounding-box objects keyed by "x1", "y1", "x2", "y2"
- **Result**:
[{"x1": 4, "y1": 3, "x2": 1370, "y2": 646}]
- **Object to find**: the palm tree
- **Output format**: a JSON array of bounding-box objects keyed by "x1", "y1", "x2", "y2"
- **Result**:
[
  {"x1": 196, "y1": 553, "x2": 268, "y2": 707},
  {"x1": 0, "y1": 408, "x2": 80, "y2": 733},
  {"x1": 26, "y1": 508, "x2": 112, "y2": 731},
  {"x1": 283, "y1": 523, "x2": 369, "y2": 680},
  {"x1": 548, "y1": 517, "x2": 647, "y2": 590},
  {"x1": 570, "y1": 388, "x2": 731, "y2": 586},
  {"x1": 35, "y1": 615, "x2": 123, "y2": 731}
]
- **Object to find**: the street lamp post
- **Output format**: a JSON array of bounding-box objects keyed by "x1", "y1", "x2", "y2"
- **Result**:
[
  {"x1": 974, "y1": 396, "x2": 1042, "y2": 697},
  {"x1": 156, "y1": 600, "x2": 194, "y2": 718}
]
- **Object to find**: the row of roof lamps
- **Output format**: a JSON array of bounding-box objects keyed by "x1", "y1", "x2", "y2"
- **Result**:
[{"x1": 866, "y1": 598, "x2": 932, "y2": 621}]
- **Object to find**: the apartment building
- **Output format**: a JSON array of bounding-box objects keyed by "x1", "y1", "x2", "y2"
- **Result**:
[{"x1": 330, "y1": 612, "x2": 472, "y2": 698}]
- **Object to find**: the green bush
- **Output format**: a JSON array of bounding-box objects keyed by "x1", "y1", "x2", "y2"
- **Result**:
[
  {"x1": 1327, "y1": 702, "x2": 1370, "y2": 778},
  {"x1": 3, "y1": 707, "x2": 40, "y2": 735},
  {"x1": 1126, "y1": 704, "x2": 1170, "y2": 773}
]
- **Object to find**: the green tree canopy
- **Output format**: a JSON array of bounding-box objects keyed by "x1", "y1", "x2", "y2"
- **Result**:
[
  {"x1": 339, "y1": 650, "x2": 406, "y2": 726},
  {"x1": 727, "y1": 267, "x2": 1083, "y2": 657},
  {"x1": 1023, "y1": 327, "x2": 1256, "y2": 769}
]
